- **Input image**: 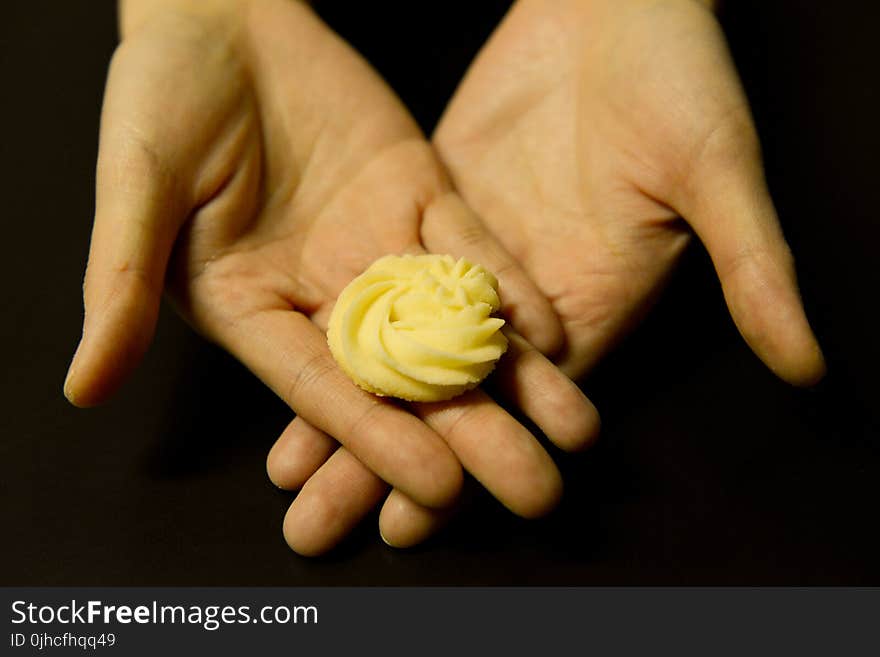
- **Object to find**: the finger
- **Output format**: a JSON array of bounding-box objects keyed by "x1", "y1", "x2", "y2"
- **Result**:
[
  {"x1": 283, "y1": 447, "x2": 388, "y2": 557},
  {"x1": 276, "y1": 414, "x2": 456, "y2": 550},
  {"x1": 64, "y1": 70, "x2": 189, "y2": 407},
  {"x1": 210, "y1": 308, "x2": 463, "y2": 508},
  {"x1": 421, "y1": 192, "x2": 565, "y2": 357},
  {"x1": 414, "y1": 388, "x2": 563, "y2": 519},
  {"x1": 493, "y1": 329, "x2": 600, "y2": 452},
  {"x1": 276, "y1": 416, "x2": 453, "y2": 548},
  {"x1": 679, "y1": 130, "x2": 826, "y2": 386},
  {"x1": 380, "y1": 328, "x2": 601, "y2": 546},
  {"x1": 379, "y1": 489, "x2": 455, "y2": 549},
  {"x1": 267, "y1": 415, "x2": 337, "y2": 490}
]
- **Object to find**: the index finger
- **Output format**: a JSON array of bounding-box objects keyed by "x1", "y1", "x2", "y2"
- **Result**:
[{"x1": 210, "y1": 306, "x2": 463, "y2": 509}]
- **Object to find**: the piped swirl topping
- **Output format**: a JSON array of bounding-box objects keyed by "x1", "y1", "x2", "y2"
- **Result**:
[{"x1": 327, "y1": 254, "x2": 508, "y2": 402}]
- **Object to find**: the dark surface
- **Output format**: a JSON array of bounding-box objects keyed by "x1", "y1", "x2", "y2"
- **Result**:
[{"x1": 1, "y1": 1, "x2": 878, "y2": 585}]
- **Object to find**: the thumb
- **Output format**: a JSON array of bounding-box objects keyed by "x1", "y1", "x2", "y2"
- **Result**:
[
  {"x1": 64, "y1": 96, "x2": 189, "y2": 407},
  {"x1": 680, "y1": 136, "x2": 826, "y2": 387}
]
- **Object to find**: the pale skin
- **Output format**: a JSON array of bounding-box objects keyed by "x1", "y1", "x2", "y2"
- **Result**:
[
  {"x1": 65, "y1": 0, "x2": 598, "y2": 555},
  {"x1": 66, "y1": 0, "x2": 824, "y2": 554},
  {"x1": 269, "y1": 0, "x2": 825, "y2": 548}
]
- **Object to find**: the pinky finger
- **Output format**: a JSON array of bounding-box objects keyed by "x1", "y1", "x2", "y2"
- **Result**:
[{"x1": 379, "y1": 489, "x2": 456, "y2": 549}]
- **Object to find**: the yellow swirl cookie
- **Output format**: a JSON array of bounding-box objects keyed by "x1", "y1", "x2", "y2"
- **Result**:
[{"x1": 327, "y1": 254, "x2": 509, "y2": 402}]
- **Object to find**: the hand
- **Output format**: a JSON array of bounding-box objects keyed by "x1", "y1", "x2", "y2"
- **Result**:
[
  {"x1": 65, "y1": 0, "x2": 598, "y2": 555},
  {"x1": 434, "y1": 0, "x2": 826, "y2": 384}
]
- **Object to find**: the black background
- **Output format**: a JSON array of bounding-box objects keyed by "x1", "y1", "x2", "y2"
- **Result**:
[{"x1": 1, "y1": 1, "x2": 878, "y2": 585}]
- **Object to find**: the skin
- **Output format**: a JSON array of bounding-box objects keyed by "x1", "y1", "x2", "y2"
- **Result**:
[
  {"x1": 65, "y1": 0, "x2": 599, "y2": 555},
  {"x1": 437, "y1": 0, "x2": 826, "y2": 384},
  {"x1": 68, "y1": 0, "x2": 825, "y2": 555},
  {"x1": 277, "y1": 0, "x2": 826, "y2": 548}
]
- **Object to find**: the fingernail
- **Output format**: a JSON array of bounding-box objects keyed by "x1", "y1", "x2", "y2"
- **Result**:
[
  {"x1": 63, "y1": 370, "x2": 77, "y2": 405},
  {"x1": 63, "y1": 345, "x2": 81, "y2": 405}
]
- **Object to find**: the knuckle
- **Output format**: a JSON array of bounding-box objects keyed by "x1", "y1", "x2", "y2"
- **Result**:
[
  {"x1": 454, "y1": 222, "x2": 490, "y2": 250},
  {"x1": 718, "y1": 244, "x2": 773, "y2": 281},
  {"x1": 698, "y1": 113, "x2": 760, "y2": 166},
  {"x1": 344, "y1": 401, "x2": 386, "y2": 443},
  {"x1": 112, "y1": 262, "x2": 158, "y2": 295},
  {"x1": 102, "y1": 127, "x2": 172, "y2": 188},
  {"x1": 683, "y1": 110, "x2": 762, "y2": 195},
  {"x1": 286, "y1": 352, "x2": 336, "y2": 409},
  {"x1": 489, "y1": 256, "x2": 517, "y2": 280}
]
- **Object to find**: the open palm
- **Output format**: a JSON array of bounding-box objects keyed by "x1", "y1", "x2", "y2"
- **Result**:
[
  {"x1": 66, "y1": 0, "x2": 597, "y2": 555},
  {"x1": 435, "y1": 0, "x2": 825, "y2": 385}
]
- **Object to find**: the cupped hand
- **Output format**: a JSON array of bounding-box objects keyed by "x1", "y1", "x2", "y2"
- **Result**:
[
  {"x1": 434, "y1": 0, "x2": 826, "y2": 385},
  {"x1": 65, "y1": 0, "x2": 598, "y2": 555}
]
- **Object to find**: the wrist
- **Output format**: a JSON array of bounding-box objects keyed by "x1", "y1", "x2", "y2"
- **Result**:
[
  {"x1": 118, "y1": 0, "x2": 254, "y2": 38},
  {"x1": 514, "y1": 0, "x2": 719, "y2": 16}
]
